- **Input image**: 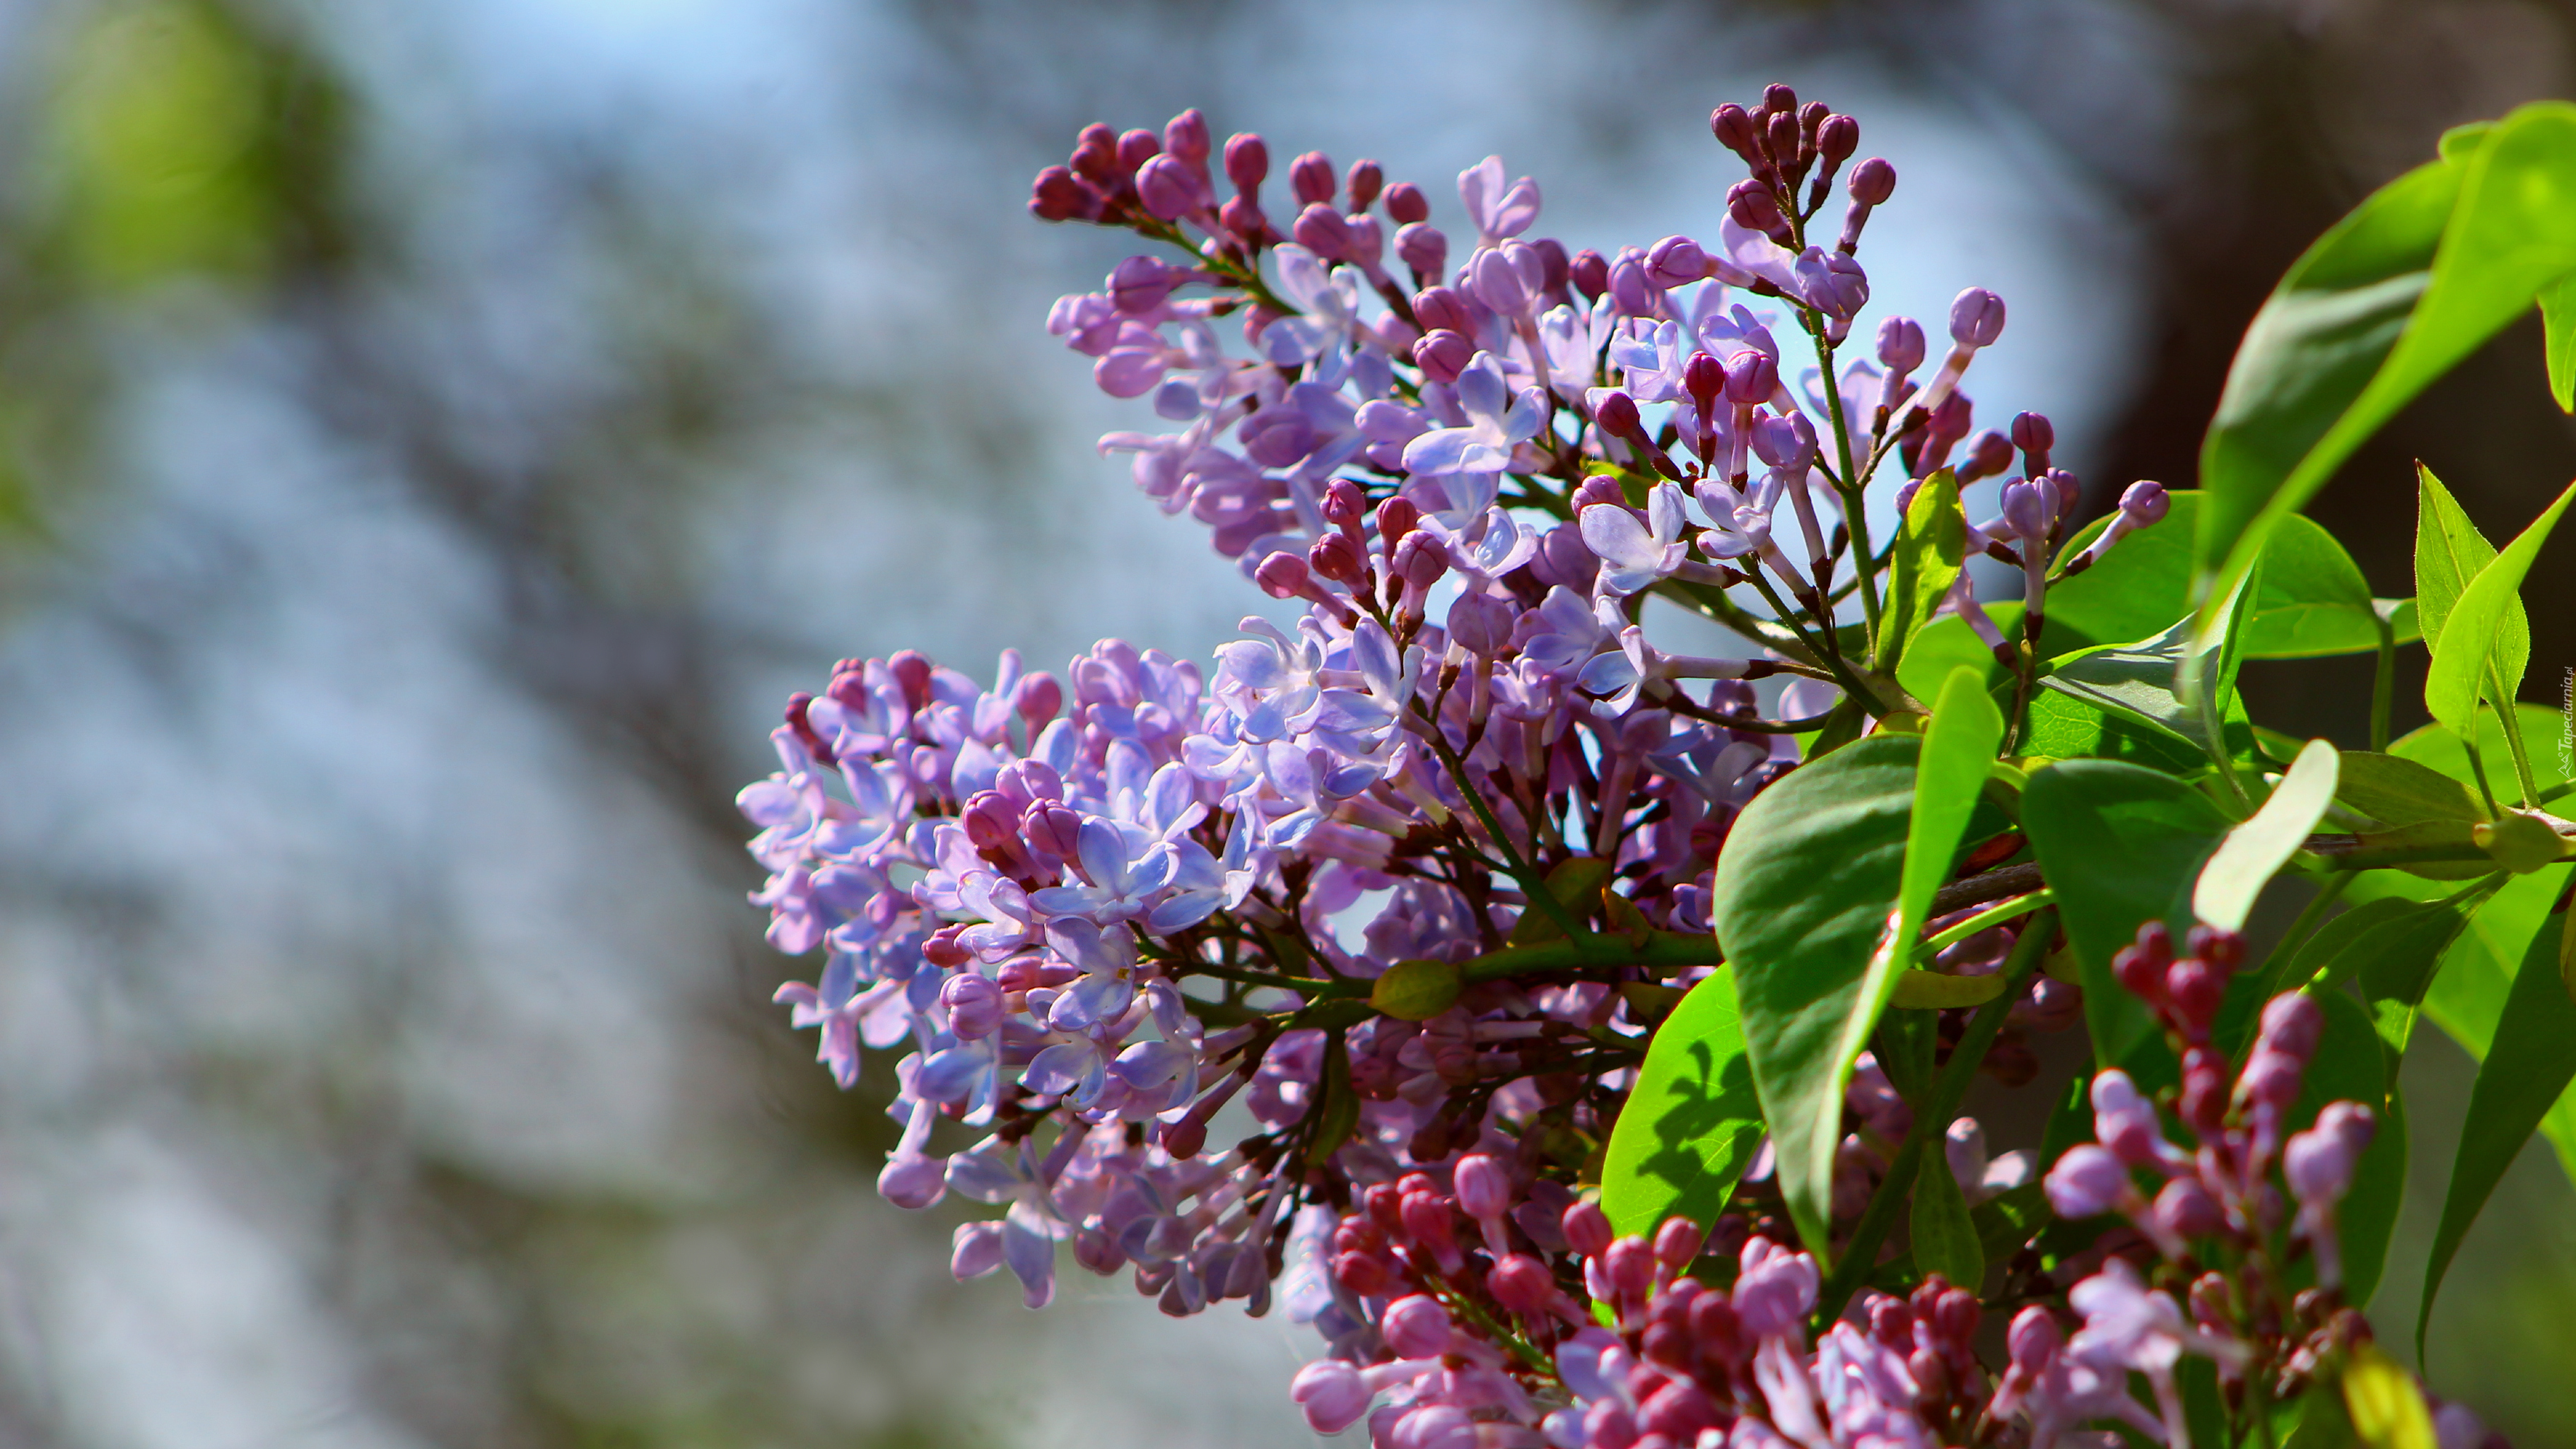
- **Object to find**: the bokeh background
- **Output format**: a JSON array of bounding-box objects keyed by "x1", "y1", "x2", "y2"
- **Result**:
[{"x1": 0, "y1": 1, "x2": 2571, "y2": 1445}]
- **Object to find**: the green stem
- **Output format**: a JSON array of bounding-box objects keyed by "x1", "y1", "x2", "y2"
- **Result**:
[
  {"x1": 1809, "y1": 321, "x2": 1883, "y2": 652},
  {"x1": 1813, "y1": 909, "x2": 2056, "y2": 1326},
  {"x1": 1911, "y1": 890, "x2": 2054, "y2": 962},
  {"x1": 2490, "y1": 672, "x2": 2543, "y2": 808},
  {"x1": 2460, "y1": 727, "x2": 2505, "y2": 819},
  {"x1": 1412, "y1": 720, "x2": 1591, "y2": 944}
]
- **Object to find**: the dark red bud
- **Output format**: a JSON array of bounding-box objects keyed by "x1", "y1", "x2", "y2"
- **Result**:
[{"x1": 1383, "y1": 181, "x2": 1429, "y2": 225}]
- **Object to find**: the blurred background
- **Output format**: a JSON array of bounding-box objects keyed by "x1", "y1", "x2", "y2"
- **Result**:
[{"x1": 0, "y1": 0, "x2": 2570, "y2": 1445}]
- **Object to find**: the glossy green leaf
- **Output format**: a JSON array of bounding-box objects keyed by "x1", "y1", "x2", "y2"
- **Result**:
[
  {"x1": 1878, "y1": 470, "x2": 1964, "y2": 673},
  {"x1": 2352, "y1": 879, "x2": 2505, "y2": 1067},
  {"x1": 2023, "y1": 761, "x2": 2232, "y2": 1074},
  {"x1": 1895, "y1": 601, "x2": 2020, "y2": 704},
  {"x1": 1711, "y1": 734, "x2": 1919, "y2": 1258},
  {"x1": 2412, "y1": 465, "x2": 2524, "y2": 674},
  {"x1": 2196, "y1": 739, "x2": 2338, "y2": 931},
  {"x1": 2425, "y1": 479, "x2": 2576, "y2": 739},
  {"x1": 2545, "y1": 273, "x2": 2576, "y2": 413},
  {"x1": 2420, "y1": 913, "x2": 2576, "y2": 1352},
  {"x1": 2198, "y1": 102, "x2": 2576, "y2": 616},
  {"x1": 1909, "y1": 1145, "x2": 1984, "y2": 1293},
  {"x1": 2052, "y1": 491, "x2": 2404, "y2": 659},
  {"x1": 2042, "y1": 561, "x2": 2259, "y2": 778},
  {"x1": 2334, "y1": 750, "x2": 2490, "y2": 825},
  {"x1": 1600, "y1": 968, "x2": 1765, "y2": 1238}
]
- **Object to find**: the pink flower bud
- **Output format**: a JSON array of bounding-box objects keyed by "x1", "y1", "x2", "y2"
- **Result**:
[
  {"x1": 1948, "y1": 287, "x2": 2007, "y2": 347},
  {"x1": 1381, "y1": 1294, "x2": 1453, "y2": 1358},
  {"x1": 1847, "y1": 156, "x2": 1896, "y2": 206},
  {"x1": 1292, "y1": 202, "x2": 1352, "y2": 259},
  {"x1": 1116, "y1": 128, "x2": 1160, "y2": 172},
  {"x1": 1593, "y1": 389, "x2": 1641, "y2": 440},
  {"x1": 1453, "y1": 1154, "x2": 1512, "y2": 1220},
  {"x1": 1562, "y1": 1199, "x2": 1614, "y2": 1257},
  {"x1": 2045, "y1": 1144, "x2": 2130, "y2": 1218},
  {"x1": 1817, "y1": 112, "x2": 1859, "y2": 163},
  {"x1": 1725, "y1": 179, "x2": 1789, "y2": 242},
  {"x1": 1652, "y1": 1216, "x2": 1705, "y2": 1269},
  {"x1": 1723, "y1": 348, "x2": 1778, "y2": 405},
  {"x1": 1383, "y1": 181, "x2": 1429, "y2": 225},
  {"x1": 1710, "y1": 103, "x2": 1759, "y2": 158},
  {"x1": 1487, "y1": 1253, "x2": 1558, "y2": 1318},
  {"x1": 1646, "y1": 234, "x2": 1709, "y2": 288},
  {"x1": 2154, "y1": 1176, "x2": 2225, "y2": 1239},
  {"x1": 1309, "y1": 532, "x2": 1366, "y2": 585},
  {"x1": 1289, "y1": 150, "x2": 1336, "y2": 208},
  {"x1": 1395, "y1": 222, "x2": 1448, "y2": 283},
  {"x1": 2258, "y1": 992, "x2": 2324, "y2": 1062},
  {"x1": 1875, "y1": 315, "x2": 1926, "y2": 374},
  {"x1": 941, "y1": 973, "x2": 1004, "y2": 1040},
  {"x1": 2007, "y1": 1305, "x2": 2060, "y2": 1370},
  {"x1": 1253, "y1": 550, "x2": 1313, "y2": 599},
  {"x1": 2121, "y1": 479, "x2": 2172, "y2": 524},
  {"x1": 1376, "y1": 495, "x2": 1420, "y2": 546},
  {"x1": 1603, "y1": 1237, "x2": 1657, "y2": 1298},
  {"x1": 1162, "y1": 108, "x2": 1210, "y2": 163},
  {"x1": 1135, "y1": 154, "x2": 1199, "y2": 222},
  {"x1": 1291, "y1": 1360, "x2": 1373, "y2": 1435},
  {"x1": 1222, "y1": 132, "x2": 1269, "y2": 192}
]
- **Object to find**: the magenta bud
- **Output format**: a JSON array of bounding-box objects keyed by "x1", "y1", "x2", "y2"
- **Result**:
[
  {"x1": 1108, "y1": 254, "x2": 1177, "y2": 314},
  {"x1": 1562, "y1": 1200, "x2": 1614, "y2": 1257},
  {"x1": 1383, "y1": 181, "x2": 1429, "y2": 225},
  {"x1": 1411, "y1": 285, "x2": 1473, "y2": 335},
  {"x1": 2154, "y1": 1178, "x2": 2225, "y2": 1240},
  {"x1": 2167, "y1": 958, "x2": 2224, "y2": 1033},
  {"x1": 2287, "y1": 1102, "x2": 2376, "y2": 1206},
  {"x1": 1652, "y1": 1216, "x2": 1705, "y2": 1268},
  {"x1": 1949, "y1": 287, "x2": 2007, "y2": 347},
  {"x1": 1395, "y1": 221, "x2": 1448, "y2": 283},
  {"x1": 1646, "y1": 234, "x2": 1709, "y2": 288},
  {"x1": 1309, "y1": 532, "x2": 1366, "y2": 585},
  {"x1": 1381, "y1": 1294, "x2": 1453, "y2": 1359},
  {"x1": 1723, "y1": 349, "x2": 1778, "y2": 405},
  {"x1": 1935, "y1": 1288, "x2": 1981, "y2": 1344},
  {"x1": 2239, "y1": 1047, "x2": 2305, "y2": 1110},
  {"x1": 1289, "y1": 150, "x2": 1336, "y2": 208},
  {"x1": 1570, "y1": 474, "x2": 1623, "y2": 512},
  {"x1": 1817, "y1": 112, "x2": 1858, "y2": 163},
  {"x1": 1253, "y1": 551, "x2": 1312, "y2": 600},
  {"x1": 1603, "y1": 1237, "x2": 1657, "y2": 1298},
  {"x1": 1293, "y1": 202, "x2": 1352, "y2": 259},
  {"x1": 2259, "y1": 992, "x2": 2325, "y2": 1062},
  {"x1": 1569, "y1": 247, "x2": 1609, "y2": 300},
  {"x1": 1412, "y1": 328, "x2": 1474, "y2": 384},
  {"x1": 1725, "y1": 179, "x2": 1788, "y2": 240},
  {"x1": 1607, "y1": 252, "x2": 1659, "y2": 316},
  {"x1": 1710, "y1": 103, "x2": 1759, "y2": 158},
  {"x1": 1347, "y1": 158, "x2": 1384, "y2": 211},
  {"x1": 922, "y1": 925, "x2": 972, "y2": 970},
  {"x1": 941, "y1": 973, "x2": 1005, "y2": 1040},
  {"x1": 1116, "y1": 128, "x2": 1160, "y2": 172},
  {"x1": 879, "y1": 1152, "x2": 944, "y2": 1209},
  {"x1": 1217, "y1": 194, "x2": 1267, "y2": 240},
  {"x1": 1393, "y1": 532, "x2": 1448, "y2": 587},
  {"x1": 2121, "y1": 479, "x2": 2172, "y2": 524},
  {"x1": 1162, "y1": 109, "x2": 1210, "y2": 163},
  {"x1": 1587, "y1": 1402, "x2": 1639, "y2": 1449},
  {"x1": 1998, "y1": 483, "x2": 2047, "y2": 541},
  {"x1": 1222, "y1": 132, "x2": 1268, "y2": 192},
  {"x1": 1323, "y1": 476, "x2": 1369, "y2": 527},
  {"x1": 1957, "y1": 429, "x2": 2014, "y2": 484},
  {"x1": 2188, "y1": 926, "x2": 2247, "y2": 972},
  {"x1": 1890, "y1": 478, "x2": 1921, "y2": 517},
  {"x1": 1014, "y1": 671, "x2": 1062, "y2": 730},
  {"x1": 1136, "y1": 154, "x2": 1200, "y2": 221},
  {"x1": 2045, "y1": 1144, "x2": 2130, "y2": 1219},
  {"x1": 1682, "y1": 351, "x2": 1726, "y2": 409},
  {"x1": 1333, "y1": 1249, "x2": 1391, "y2": 1296},
  {"x1": 2007, "y1": 1306, "x2": 2061, "y2": 1371},
  {"x1": 1594, "y1": 389, "x2": 1641, "y2": 438},
  {"x1": 2010, "y1": 410, "x2": 2055, "y2": 456},
  {"x1": 1291, "y1": 1361, "x2": 1372, "y2": 1435},
  {"x1": 2180, "y1": 1046, "x2": 2229, "y2": 1135},
  {"x1": 1875, "y1": 315, "x2": 1926, "y2": 375},
  {"x1": 1762, "y1": 83, "x2": 1798, "y2": 115},
  {"x1": 1487, "y1": 1254, "x2": 1557, "y2": 1318},
  {"x1": 1752, "y1": 411, "x2": 1817, "y2": 472},
  {"x1": 1375, "y1": 495, "x2": 1420, "y2": 546},
  {"x1": 1070, "y1": 123, "x2": 1118, "y2": 182},
  {"x1": 1847, "y1": 156, "x2": 1895, "y2": 206},
  {"x1": 1446, "y1": 592, "x2": 1514, "y2": 657},
  {"x1": 1029, "y1": 165, "x2": 1090, "y2": 222}
]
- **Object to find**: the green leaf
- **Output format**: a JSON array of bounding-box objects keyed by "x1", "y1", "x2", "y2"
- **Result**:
[
  {"x1": 2420, "y1": 910, "x2": 2576, "y2": 1349},
  {"x1": 2411, "y1": 464, "x2": 2521, "y2": 665},
  {"x1": 2022, "y1": 761, "x2": 2232, "y2": 1074},
  {"x1": 2198, "y1": 102, "x2": 2576, "y2": 615},
  {"x1": 1878, "y1": 470, "x2": 1964, "y2": 673},
  {"x1": 2042, "y1": 561, "x2": 2259, "y2": 778},
  {"x1": 2544, "y1": 273, "x2": 2576, "y2": 413},
  {"x1": 2425, "y1": 479, "x2": 2576, "y2": 739},
  {"x1": 2385, "y1": 702, "x2": 2573, "y2": 802},
  {"x1": 2053, "y1": 491, "x2": 2399, "y2": 659},
  {"x1": 1711, "y1": 735, "x2": 1919, "y2": 1257},
  {"x1": 1895, "y1": 601, "x2": 2020, "y2": 705},
  {"x1": 1508, "y1": 857, "x2": 1613, "y2": 944},
  {"x1": 2344, "y1": 1343, "x2": 2439, "y2": 1449},
  {"x1": 2351, "y1": 879, "x2": 2505, "y2": 1070},
  {"x1": 1909, "y1": 1139, "x2": 1984, "y2": 1291},
  {"x1": 2334, "y1": 750, "x2": 2490, "y2": 825},
  {"x1": 1600, "y1": 968, "x2": 1766, "y2": 1238},
  {"x1": 1372, "y1": 958, "x2": 1463, "y2": 1021},
  {"x1": 2196, "y1": 739, "x2": 2339, "y2": 932}
]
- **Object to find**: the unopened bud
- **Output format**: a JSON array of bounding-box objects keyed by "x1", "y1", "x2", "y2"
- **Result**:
[
  {"x1": 1726, "y1": 180, "x2": 1790, "y2": 242},
  {"x1": 1116, "y1": 128, "x2": 1160, "y2": 172},
  {"x1": 1847, "y1": 156, "x2": 1895, "y2": 206},
  {"x1": 1817, "y1": 112, "x2": 1858, "y2": 163},
  {"x1": 2155, "y1": 1177, "x2": 2225, "y2": 1240},
  {"x1": 1393, "y1": 532, "x2": 1448, "y2": 587},
  {"x1": 1395, "y1": 222, "x2": 1448, "y2": 283},
  {"x1": 1223, "y1": 134, "x2": 1270, "y2": 194},
  {"x1": 1949, "y1": 287, "x2": 2007, "y2": 347},
  {"x1": 2188, "y1": 925, "x2": 2247, "y2": 973},
  {"x1": 1957, "y1": 429, "x2": 2014, "y2": 485},
  {"x1": 2045, "y1": 1144, "x2": 2130, "y2": 1219},
  {"x1": 1381, "y1": 1294, "x2": 1453, "y2": 1359},
  {"x1": 1652, "y1": 1216, "x2": 1705, "y2": 1268},
  {"x1": 2121, "y1": 479, "x2": 2171, "y2": 524},
  {"x1": 2007, "y1": 1305, "x2": 2061, "y2": 1370},
  {"x1": 2259, "y1": 992, "x2": 2324, "y2": 1062},
  {"x1": 1562, "y1": 1200, "x2": 1614, "y2": 1257},
  {"x1": 1383, "y1": 181, "x2": 1429, "y2": 225},
  {"x1": 1723, "y1": 349, "x2": 1778, "y2": 405},
  {"x1": 1289, "y1": 150, "x2": 1336, "y2": 208},
  {"x1": 1376, "y1": 496, "x2": 1421, "y2": 546},
  {"x1": 1309, "y1": 532, "x2": 1366, "y2": 585},
  {"x1": 2167, "y1": 957, "x2": 2225, "y2": 1033},
  {"x1": 1346, "y1": 159, "x2": 1383, "y2": 211},
  {"x1": 942, "y1": 973, "x2": 1005, "y2": 1040},
  {"x1": 1412, "y1": 329, "x2": 1474, "y2": 384},
  {"x1": 1711, "y1": 103, "x2": 1760, "y2": 158},
  {"x1": 1683, "y1": 351, "x2": 1726, "y2": 409},
  {"x1": 1253, "y1": 551, "x2": 1313, "y2": 599},
  {"x1": 1488, "y1": 1254, "x2": 1559, "y2": 1318},
  {"x1": 1603, "y1": 1237, "x2": 1657, "y2": 1298},
  {"x1": 1646, "y1": 234, "x2": 1709, "y2": 288},
  {"x1": 1875, "y1": 315, "x2": 1925, "y2": 374},
  {"x1": 1136, "y1": 154, "x2": 1200, "y2": 221},
  {"x1": 1293, "y1": 203, "x2": 1352, "y2": 259},
  {"x1": 1593, "y1": 389, "x2": 1641, "y2": 439},
  {"x1": 1569, "y1": 247, "x2": 1609, "y2": 300}
]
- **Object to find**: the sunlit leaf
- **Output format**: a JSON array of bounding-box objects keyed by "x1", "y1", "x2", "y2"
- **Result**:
[
  {"x1": 1878, "y1": 471, "x2": 1963, "y2": 673},
  {"x1": 2197, "y1": 102, "x2": 2576, "y2": 616},
  {"x1": 1599, "y1": 968, "x2": 1764, "y2": 1238},
  {"x1": 2544, "y1": 273, "x2": 2576, "y2": 413},
  {"x1": 2052, "y1": 492, "x2": 2403, "y2": 659},
  {"x1": 2023, "y1": 761, "x2": 2231, "y2": 1076},
  {"x1": 1711, "y1": 735, "x2": 1917, "y2": 1257},
  {"x1": 2334, "y1": 750, "x2": 2490, "y2": 825},
  {"x1": 2196, "y1": 739, "x2": 2338, "y2": 932},
  {"x1": 2424, "y1": 479, "x2": 2576, "y2": 741}
]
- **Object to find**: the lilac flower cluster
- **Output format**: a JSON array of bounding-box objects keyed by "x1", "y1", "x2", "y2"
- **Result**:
[{"x1": 732, "y1": 82, "x2": 2476, "y2": 1448}]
